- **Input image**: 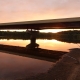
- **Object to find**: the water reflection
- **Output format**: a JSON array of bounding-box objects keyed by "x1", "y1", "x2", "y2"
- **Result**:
[
  {"x1": 0, "y1": 52, "x2": 53, "y2": 80},
  {"x1": 37, "y1": 39, "x2": 80, "y2": 52},
  {"x1": 0, "y1": 39, "x2": 80, "y2": 52},
  {"x1": 0, "y1": 37, "x2": 80, "y2": 79}
]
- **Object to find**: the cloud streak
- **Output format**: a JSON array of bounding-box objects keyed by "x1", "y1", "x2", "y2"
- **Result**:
[{"x1": 0, "y1": 0, "x2": 80, "y2": 23}]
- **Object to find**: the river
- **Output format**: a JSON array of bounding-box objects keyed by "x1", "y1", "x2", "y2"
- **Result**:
[
  {"x1": 0, "y1": 39, "x2": 80, "y2": 51},
  {"x1": 0, "y1": 39, "x2": 80, "y2": 80}
]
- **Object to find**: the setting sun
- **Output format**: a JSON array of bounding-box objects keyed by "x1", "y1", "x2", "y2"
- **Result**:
[
  {"x1": 40, "y1": 29, "x2": 70, "y2": 33},
  {"x1": 0, "y1": 29, "x2": 80, "y2": 33}
]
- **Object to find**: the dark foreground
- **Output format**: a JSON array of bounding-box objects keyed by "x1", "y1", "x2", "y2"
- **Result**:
[
  {"x1": 0, "y1": 44, "x2": 79, "y2": 80},
  {"x1": 0, "y1": 44, "x2": 67, "y2": 61},
  {"x1": 25, "y1": 48, "x2": 80, "y2": 80}
]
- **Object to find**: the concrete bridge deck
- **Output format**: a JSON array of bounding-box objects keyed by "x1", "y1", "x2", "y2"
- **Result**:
[{"x1": 0, "y1": 17, "x2": 80, "y2": 29}]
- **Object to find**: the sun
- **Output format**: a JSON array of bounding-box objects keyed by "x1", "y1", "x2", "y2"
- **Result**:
[
  {"x1": 0, "y1": 29, "x2": 80, "y2": 33},
  {"x1": 39, "y1": 29, "x2": 73, "y2": 33}
]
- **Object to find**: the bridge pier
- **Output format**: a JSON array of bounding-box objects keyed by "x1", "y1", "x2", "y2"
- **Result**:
[{"x1": 26, "y1": 29, "x2": 39, "y2": 49}]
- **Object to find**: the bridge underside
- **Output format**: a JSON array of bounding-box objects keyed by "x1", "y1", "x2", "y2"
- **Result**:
[
  {"x1": 0, "y1": 17, "x2": 80, "y2": 50},
  {"x1": 0, "y1": 21, "x2": 80, "y2": 30},
  {"x1": 0, "y1": 17, "x2": 80, "y2": 29}
]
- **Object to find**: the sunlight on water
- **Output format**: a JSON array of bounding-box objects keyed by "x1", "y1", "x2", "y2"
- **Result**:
[
  {"x1": 0, "y1": 39, "x2": 80, "y2": 52},
  {"x1": 0, "y1": 39, "x2": 80, "y2": 79},
  {"x1": 37, "y1": 39, "x2": 80, "y2": 52},
  {"x1": 40, "y1": 29, "x2": 72, "y2": 33},
  {"x1": 0, "y1": 29, "x2": 80, "y2": 33}
]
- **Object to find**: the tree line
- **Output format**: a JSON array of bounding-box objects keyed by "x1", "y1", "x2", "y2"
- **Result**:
[{"x1": 0, "y1": 30, "x2": 80, "y2": 43}]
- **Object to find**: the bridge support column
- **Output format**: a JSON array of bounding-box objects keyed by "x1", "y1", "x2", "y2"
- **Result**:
[{"x1": 26, "y1": 29, "x2": 39, "y2": 49}]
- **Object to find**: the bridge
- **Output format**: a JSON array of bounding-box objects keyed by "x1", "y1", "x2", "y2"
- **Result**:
[
  {"x1": 0, "y1": 17, "x2": 80, "y2": 29},
  {"x1": 0, "y1": 17, "x2": 80, "y2": 49},
  {"x1": 0, "y1": 17, "x2": 80, "y2": 62}
]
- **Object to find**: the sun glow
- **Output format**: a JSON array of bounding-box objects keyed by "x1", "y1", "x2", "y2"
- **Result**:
[
  {"x1": 39, "y1": 29, "x2": 77, "y2": 33},
  {"x1": 0, "y1": 29, "x2": 80, "y2": 33}
]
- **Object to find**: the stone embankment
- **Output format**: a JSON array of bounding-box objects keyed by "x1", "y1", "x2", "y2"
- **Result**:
[{"x1": 0, "y1": 44, "x2": 67, "y2": 60}]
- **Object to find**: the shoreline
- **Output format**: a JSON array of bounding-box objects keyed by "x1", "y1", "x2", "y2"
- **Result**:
[{"x1": 0, "y1": 44, "x2": 68, "y2": 61}]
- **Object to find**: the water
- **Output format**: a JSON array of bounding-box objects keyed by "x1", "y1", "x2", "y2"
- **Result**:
[
  {"x1": 0, "y1": 51, "x2": 53, "y2": 80},
  {"x1": 0, "y1": 39, "x2": 80, "y2": 79},
  {"x1": 0, "y1": 39, "x2": 80, "y2": 52}
]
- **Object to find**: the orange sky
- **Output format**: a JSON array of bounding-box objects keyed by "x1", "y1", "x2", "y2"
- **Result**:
[{"x1": 0, "y1": 0, "x2": 80, "y2": 23}]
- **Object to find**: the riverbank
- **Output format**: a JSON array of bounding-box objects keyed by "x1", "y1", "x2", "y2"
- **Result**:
[{"x1": 0, "y1": 44, "x2": 67, "y2": 61}]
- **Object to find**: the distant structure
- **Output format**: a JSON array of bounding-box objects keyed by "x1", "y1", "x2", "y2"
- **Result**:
[
  {"x1": 0, "y1": 17, "x2": 80, "y2": 29},
  {"x1": 0, "y1": 17, "x2": 80, "y2": 49}
]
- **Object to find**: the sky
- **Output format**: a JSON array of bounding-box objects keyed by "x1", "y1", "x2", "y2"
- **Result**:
[{"x1": 0, "y1": 0, "x2": 80, "y2": 23}]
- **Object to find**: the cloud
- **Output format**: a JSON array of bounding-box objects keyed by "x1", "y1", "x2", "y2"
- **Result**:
[{"x1": 0, "y1": 0, "x2": 80, "y2": 23}]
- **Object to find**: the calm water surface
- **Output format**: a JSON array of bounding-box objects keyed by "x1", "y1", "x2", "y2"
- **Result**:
[
  {"x1": 0, "y1": 39, "x2": 80, "y2": 51},
  {"x1": 0, "y1": 51, "x2": 53, "y2": 80},
  {"x1": 0, "y1": 39, "x2": 80, "y2": 79}
]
